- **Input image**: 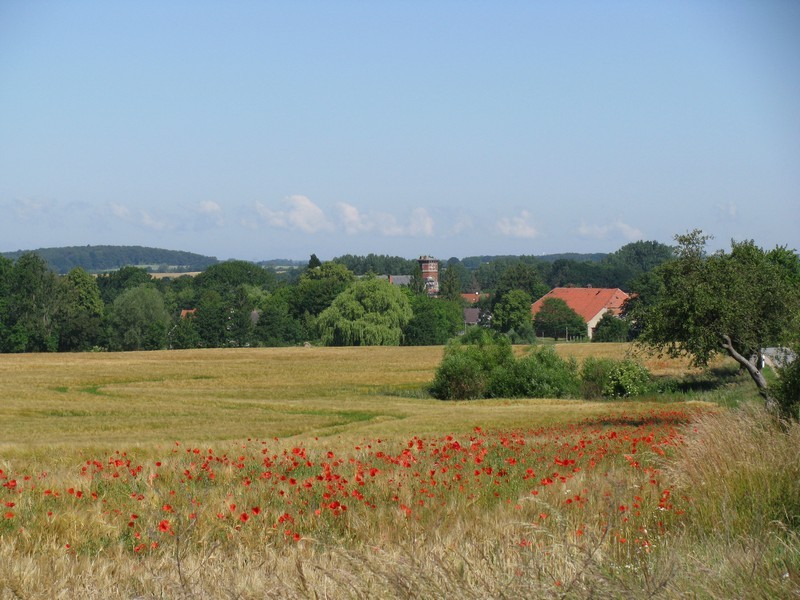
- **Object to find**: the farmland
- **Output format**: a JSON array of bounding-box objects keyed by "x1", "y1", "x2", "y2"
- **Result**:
[{"x1": 1, "y1": 344, "x2": 798, "y2": 598}]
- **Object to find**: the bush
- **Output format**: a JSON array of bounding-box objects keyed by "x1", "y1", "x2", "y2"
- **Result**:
[
  {"x1": 579, "y1": 356, "x2": 617, "y2": 399},
  {"x1": 602, "y1": 360, "x2": 653, "y2": 398},
  {"x1": 773, "y1": 346, "x2": 800, "y2": 420},
  {"x1": 591, "y1": 313, "x2": 629, "y2": 342},
  {"x1": 505, "y1": 322, "x2": 537, "y2": 345},
  {"x1": 431, "y1": 332, "x2": 580, "y2": 400},
  {"x1": 488, "y1": 347, "x2": 580, "y2": 399},
  {"x1": 429, "y1": 330, "x2": 513, "y2": 400}
]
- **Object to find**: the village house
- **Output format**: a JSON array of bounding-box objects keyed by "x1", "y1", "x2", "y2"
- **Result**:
[{"x1": 530, "y1": 287, "x2": 630, "y2": 339}]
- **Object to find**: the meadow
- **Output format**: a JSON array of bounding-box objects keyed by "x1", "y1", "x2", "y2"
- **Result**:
[{"x1": 1, "y1": 344, "x2": 798, "y2": 599}]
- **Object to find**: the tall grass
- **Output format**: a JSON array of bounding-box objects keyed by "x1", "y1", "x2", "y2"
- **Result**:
[{"x1": 0, "y1": 345, "x2": 798, "y2": 598}]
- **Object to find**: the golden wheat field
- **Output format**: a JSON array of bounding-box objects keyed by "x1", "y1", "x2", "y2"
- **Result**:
[{"x1": 1, "y1": 344, "x2": 797, "y2": 599}]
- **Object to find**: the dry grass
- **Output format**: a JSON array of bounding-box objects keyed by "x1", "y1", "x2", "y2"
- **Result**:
[{"x1": 1, "y1": 344, "x2": 796, "y2": 599}]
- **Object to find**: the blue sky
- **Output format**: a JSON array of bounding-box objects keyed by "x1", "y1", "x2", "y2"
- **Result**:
[{"x1": 1, "y1": 1, "x2": 798, "y2": 261}]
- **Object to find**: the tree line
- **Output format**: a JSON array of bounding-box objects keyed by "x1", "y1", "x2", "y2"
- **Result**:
[
  {"x1": 0, "y1": 240, "x2": 672, "y2": 353},
  {"x1": 1, "y1": 245, "x2": 218, "y2": 274}
]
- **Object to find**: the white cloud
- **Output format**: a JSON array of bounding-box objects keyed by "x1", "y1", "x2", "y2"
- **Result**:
[
  {"x1": 110, "y1": 203, "x2": 131, "y2": 219},
  {"x1": 198, "y1": 200, "x2": 224, "y2": 226},
  {"x1": 373, "y1": 213, "x2": 404, "y2": 236},
  {"x1": 12, "y1": 197, "x2": 48, "y2": 218},
  {"x1": 108, "y1": 202, "x2": 172, "y2": 231},
  {"x1": 335, "y1": 203, "x2": 435, "y2": 237},
  {"x1": 716, "y1": 201, "x2": 738, "y2": 220},
  {"x1": 496, "y1": 210, "x2": 538, "y2": 238},
  {"x1": 577, "y1": 220, "x2": 642, "y2": 241},
  {"x1": 408, "y1": 207, "x2": 434, "y2": 237},
  {"x1": 140, "y1": 210, "x2": 170, "y2": 231},
  {"x1": 337, "y1": 202, "x2": 373, "y2": 234},
  {"x1": 256, "y1": 195, "x2": 333, "y2": 233}
]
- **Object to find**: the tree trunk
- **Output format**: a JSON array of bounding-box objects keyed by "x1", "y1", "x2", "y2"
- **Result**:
[{"x1": 721, "y1": 334, "x2": 779, "y2": 413}]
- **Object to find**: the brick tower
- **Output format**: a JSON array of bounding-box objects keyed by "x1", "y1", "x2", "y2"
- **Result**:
[{"x1": 418, "y1": 255, "x2": 439, "y2": 295}]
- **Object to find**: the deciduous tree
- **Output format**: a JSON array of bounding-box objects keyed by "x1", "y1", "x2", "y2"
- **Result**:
[
  {"x1": 318, "y1": 277, "x2": 412, "y2": 346},
  {"x1": 533, "y1": 297, "x2": 586, "y2": 340},
  {"x1": 632, "y1": 230, "x2": 800, "y2": 411}
]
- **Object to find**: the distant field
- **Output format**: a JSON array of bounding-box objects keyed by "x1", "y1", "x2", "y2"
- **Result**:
[
  {"x1": 0, "y1": 343, "x2": 709, "y2": 450},
  {"x1": 147, "y1": 271, "x2": 201, "y2": 279},
  {"x1": 5, "y1": 344, "x2": 793, "y2": 600}
]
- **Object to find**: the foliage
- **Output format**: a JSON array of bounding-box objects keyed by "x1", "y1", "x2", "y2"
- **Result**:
[
  {"x1": 592, "y1": 313, "x2": 629, "y2": 342},
  {"x1": 602, "y1": 360, "x2": 653, "y2": 398},
  {"x1": 438, "y1": 264, "x2": 464, "y2": 301},
  {"x1": 533, "y1": 297, "x2": 587, "y2": 340},
  {"x1": 631, "y1": 230, "x2": 800, "y2": 408},
  {"x1": 0, "y1": 245, "x2": 217, "y2": 274},
  {"x1": 402, "y1": 293, "x2": 463, "y2": 346},
  {"x1": 431, "y1": 330, "x2": 579, "y2": 400},
  {"x1": 193, "y1": 260, "x2": 274, "y2": 299},
  {"x1": 2, "y1": 253, "x2": 60, "y2": 352},
  {"x1": 488, "y1": 347, "x2": 580, "y2": 399},
  {"x1": 106, "y1": 285, "x2": 171, "y2": 351},
  {"x1": 168, "y1": 315, "x2": 201, "y2": 349},
  {"x1": 491, "y1": 289, "x2": 532, "y2": 334},
  {"x1": 252, "y1": 290, "x2": 306, "y2": 347},
  {"x1": 57, "y1": 268, "x2": 104, "y2": 351},
  {"x1": 318, "y1": 277, "x2": 413, "y2": 346},
  {"x1": 493, "y1": 261, "x2": 549, "y2": 306},
  {"x1": 429, "y1": 329, "x2": 514, "y2": 400},
  {"x1": 292, "y1": 262, "x2": 355, "y2": 318},
  {"x1": 332, "y1": 253, "x2": 416, "y2": 277},
  {"x1": 773, "y1": 346, "x2": 800, "y2": 420},
  {"x1": 96, "y1": 266, "x2": 153, "y2": 304},
  {"x1": 579, "y1": 356, "x2": 618, "y2": 399}
]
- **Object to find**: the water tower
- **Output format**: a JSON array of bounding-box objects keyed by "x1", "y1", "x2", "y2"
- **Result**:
[{"x1": 418, "y1": 255, "x2": 439, "y2": 295}]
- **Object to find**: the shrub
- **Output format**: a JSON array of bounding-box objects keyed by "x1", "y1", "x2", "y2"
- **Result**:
[
  {"x1": 591, "y1": 313, "x2": 630, "y2": 342},
  {"x1": 429, "y1": 330, "x2": 513, "y2": 400},
  {"x1": 505, "y1": 322, "x2": 537, "y2": 345},
  {"x1": 488, "y1": 347, "x2": 580, "y2": 399},
  {"x1": 431, "y1": 333, "x2": 580, "y2": 400},
  {"x1": 602, "y1": 360, "x2": 653, "y2": 398},
  {"x1": 773, "y1": 346, "x2": 800, "y2": 420},
  {"x1": 579, "y1": 356, "x2": 617, "y2": 399}
]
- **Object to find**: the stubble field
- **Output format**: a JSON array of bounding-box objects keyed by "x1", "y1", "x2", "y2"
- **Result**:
[{"x1": 1, "y1": 344, "x2": 798, "y2": 599}]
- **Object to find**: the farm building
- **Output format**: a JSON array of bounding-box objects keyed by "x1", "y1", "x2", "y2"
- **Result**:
[{"x1": 530, "y1": 287, "x2": 630, "y2": 339}]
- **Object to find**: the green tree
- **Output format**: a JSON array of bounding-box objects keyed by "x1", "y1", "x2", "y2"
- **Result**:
[
  {"x1": 292, "y1": 262, "x2": 355, "y2": 318},
  {"x1": 494, "y1": 262, "x2": 548, "y2": 305},
  {"x1": 0, "y1": 256, "x2": 13, "y2": 351},
  {"x1": 307, "y1": 253, "x2": 323, "y2": 269},
  {"x1": 106, "y1": 285, "x2": 171, "y2": 351},
  {"x1": 194, "y1": 260, "x2": 274, "y2": 299},
  {"x1": 169, "y1": 315, "x2": 201, "y2": 349},
  {"x1": 57, "y1": 267, "x2": 104, "y2": 351},
  {"x1": 96, "y1": 266, "x2": 153, "y2": 304},
  {"x1": 253, "y1": 288, "x2": 306, "y2": 347},
  {"x1": 438, "y1": 264, "x2": 463, "y2": 302},
  {"x1": 402, "y1": 294, "x2": 462, "y2": 345},
  {"x1": 409, "y1": 262, "x2": 426, "y2": 295},
  {"x1": 592, "y1": 313, "x2": 630, "y2": 343},
  {"x1": 318, "y1": 277, "x2": 412, "y2": 346},
  {"x1": 6, "y1": 253, "x2": 60, "y2": 352},
  {"x1": 632, "y1": 230, "x2": 800, "y2": 411},
  {"x1": 533, "y1": 297, "x2": 587, "y2": 340},
  {"x1": 491, "y1": 289, "x2": 532, "y2": 334}
]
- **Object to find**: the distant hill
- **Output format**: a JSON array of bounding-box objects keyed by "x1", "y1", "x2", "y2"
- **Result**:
[{"x1": 1, "y1": 245, "x2": 218, "y2": 274}]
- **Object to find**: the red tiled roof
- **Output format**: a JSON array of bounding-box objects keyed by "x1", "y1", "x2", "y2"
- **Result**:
[
  {"x1": 461, "y1": 292, "x2": 488, "y2": 304},
  {"x1": 530, "y1": 288, "x2": 630, "y2": 322}
]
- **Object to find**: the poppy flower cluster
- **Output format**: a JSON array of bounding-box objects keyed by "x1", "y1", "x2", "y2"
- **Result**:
[{"x1": 0, "y1": 408, "x2": 703, "y2": 555}]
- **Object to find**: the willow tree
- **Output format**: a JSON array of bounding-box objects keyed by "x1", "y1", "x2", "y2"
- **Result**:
[
  {"x1": 317, "y1": 277, "x2": 412, "y2": 346},
  {"x1": 632, "y1": 230, "x2": 800, "y2": 413}
]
